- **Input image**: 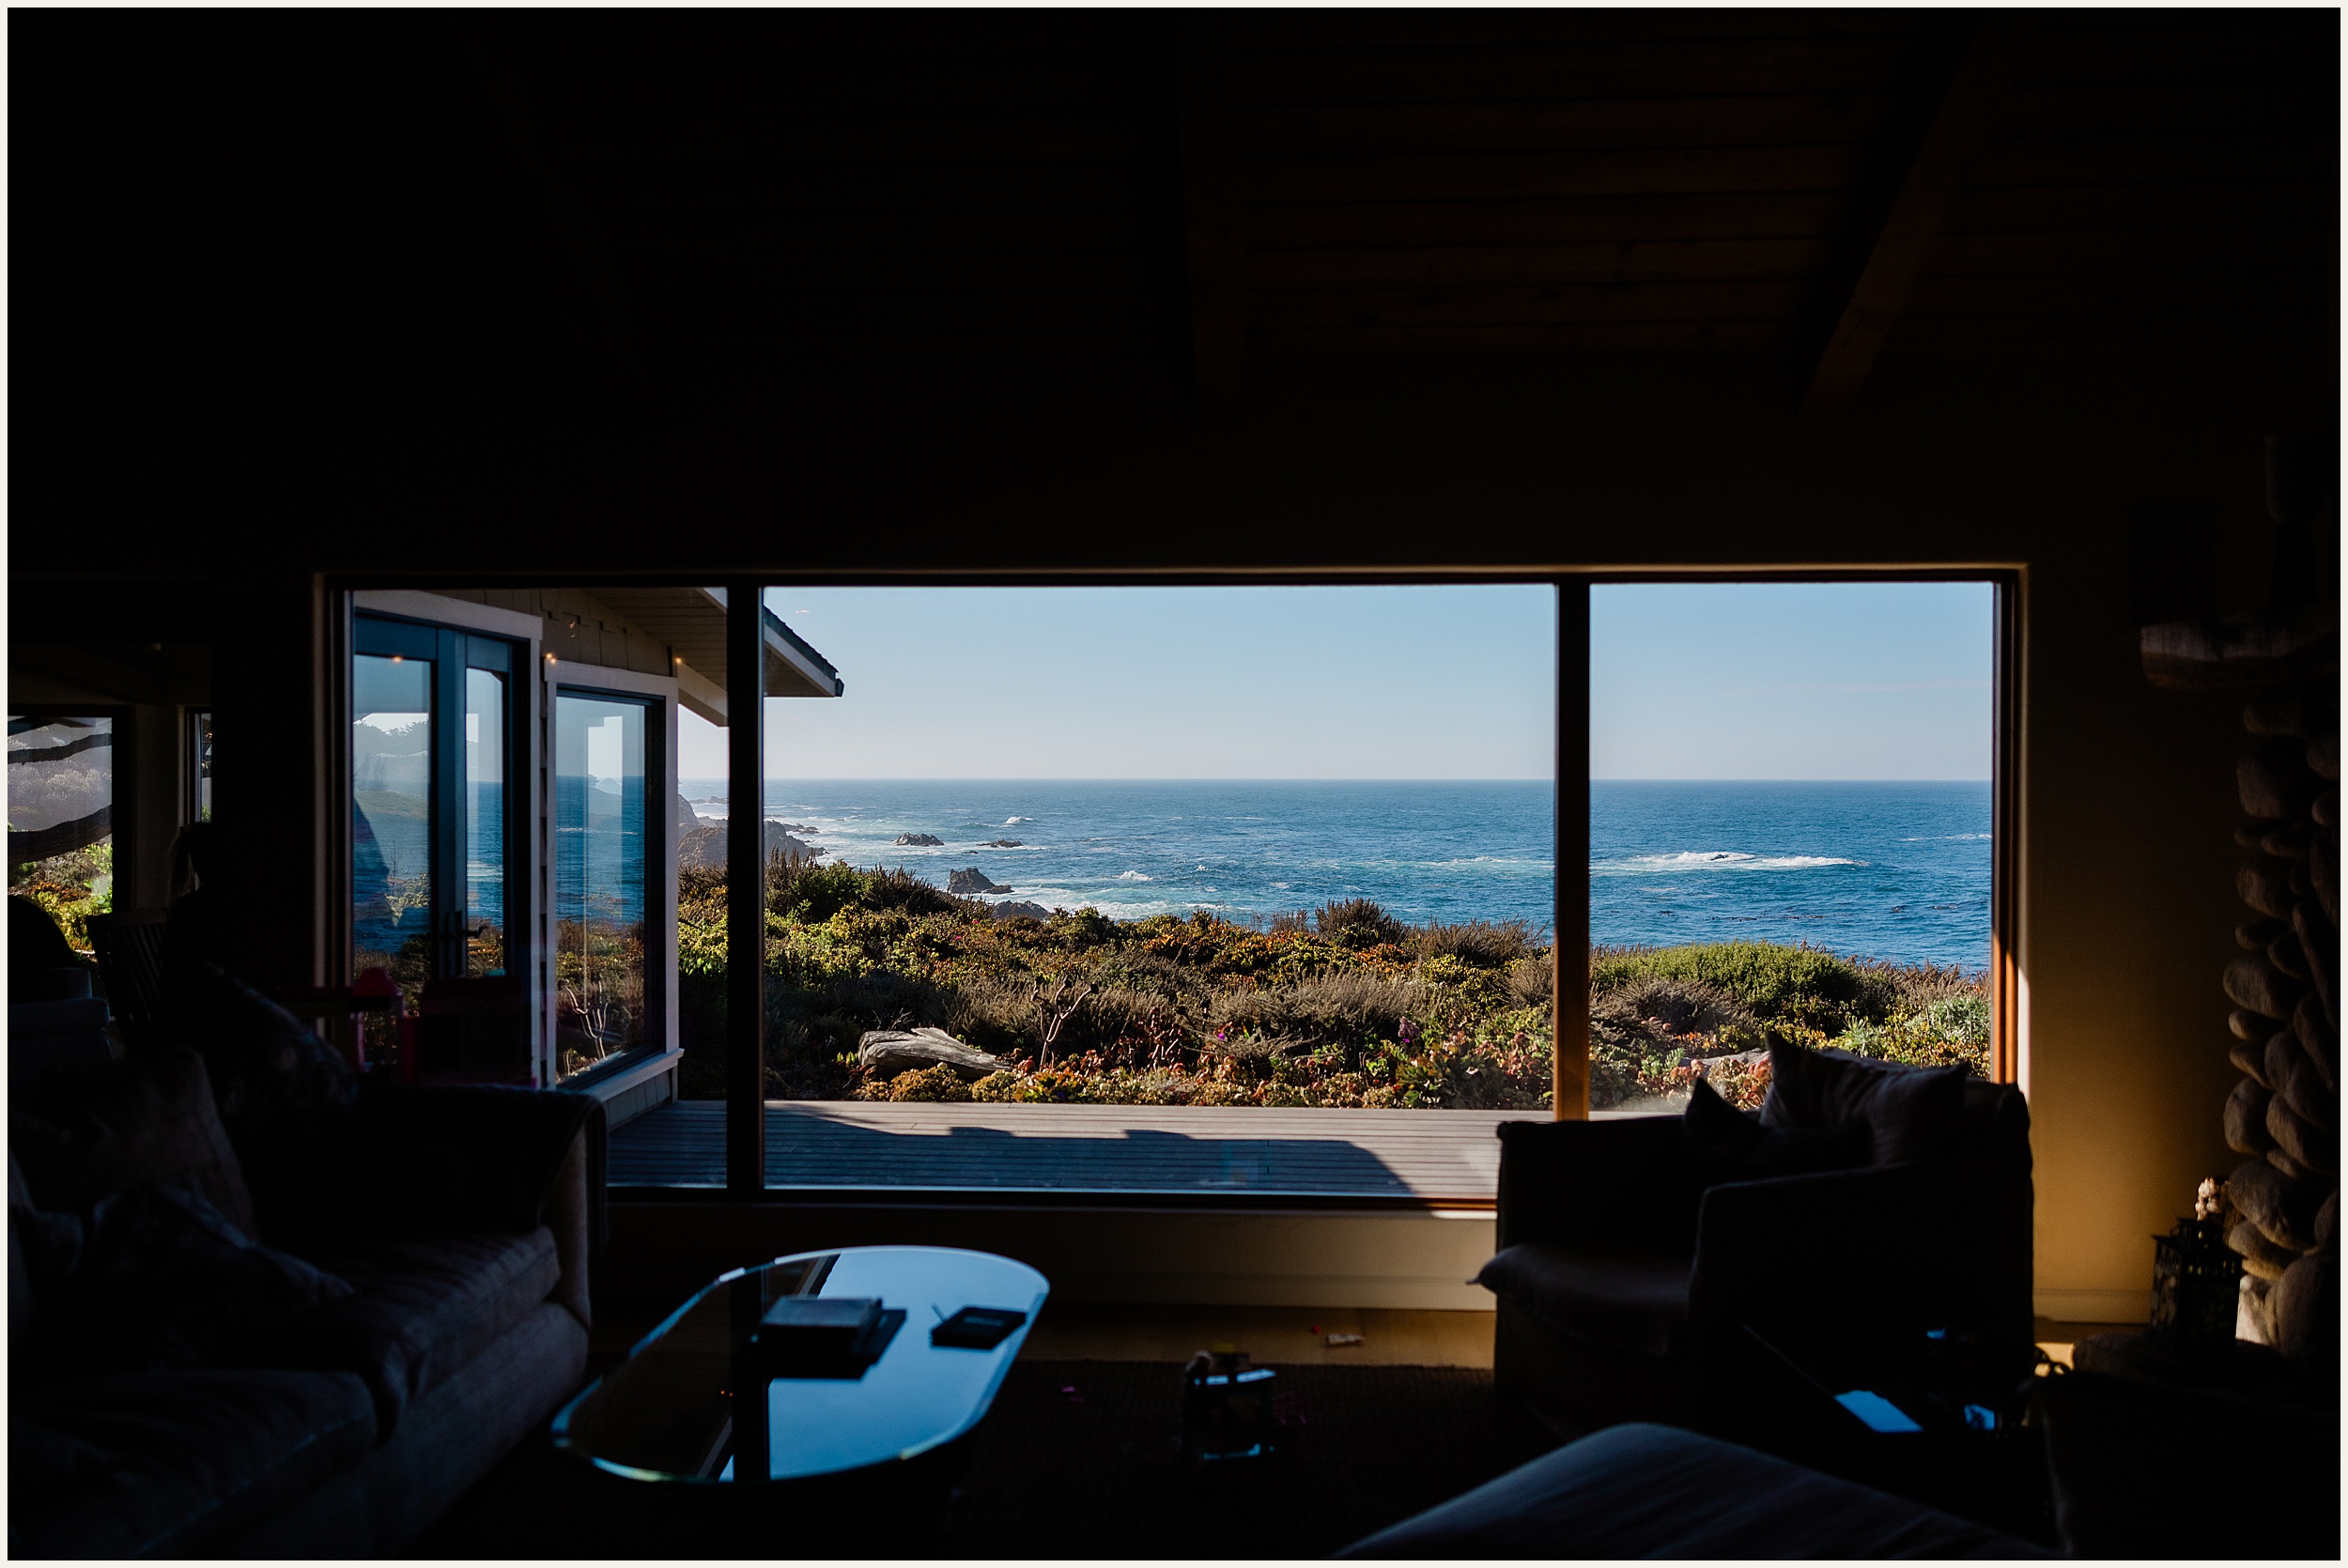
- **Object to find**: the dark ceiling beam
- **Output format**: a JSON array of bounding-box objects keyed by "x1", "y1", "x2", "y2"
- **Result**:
[
  {"x1": 466, "y1": 35, "x2": 646, "y2": 404},
  {"x1": 1800, "y1": 16, "x2": 2031, "y2": 416},
  {"x1": 1177, "y1": 25, "x2": 1246, "y2": 423}
]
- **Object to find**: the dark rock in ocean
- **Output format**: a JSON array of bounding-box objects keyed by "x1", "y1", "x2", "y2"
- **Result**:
[
  {"x1": 992, "y1": 900, "x2": 1050, "y2": 921},
  {"x1": 678, "y1": 793, "x2": 703, "y2": 825},
  {"x1": 857, "y1": 1027, "x2": 1005, "y2": 1083},
  {"x1": 979, "y1": 838, "x2": 1025, "y2": 848},
  {"x1": 948, "y1": 868, "x2": 1010, "y2": 895},
  {"x1": 894, "y1": 833, "x2": 945, "y2": 847}
]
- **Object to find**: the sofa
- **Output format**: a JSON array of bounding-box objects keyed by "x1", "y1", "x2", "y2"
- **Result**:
[
  {"x1": 1477, "y1": 1041, "x2": 2034, "y2": 1436},
  {"x1": 9, "y1": 994, "x2": 597, "y2": 1558}
]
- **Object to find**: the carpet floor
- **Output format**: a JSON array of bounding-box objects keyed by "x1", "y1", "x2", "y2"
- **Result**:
[{"x1": 410, "y1": 1360, "x2": 1564, "y2": 1560}]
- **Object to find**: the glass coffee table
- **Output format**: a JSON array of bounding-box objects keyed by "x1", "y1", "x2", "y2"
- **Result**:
[{"x1": 555, "y1": 1245, "x2": 1047, "y2": 1499}]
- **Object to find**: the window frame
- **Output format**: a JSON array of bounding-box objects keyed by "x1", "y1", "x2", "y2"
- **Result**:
[
  {"x1": 331, "y1": 570, "x2": 2018, "y2": 1201},
  {"x1": 6, "y1": 705, "x2": 128, "y2": 908},
  {"x1": 1565, "y1": 568, "x2": 2024, "y2": 1106},
  {"x1": 546, "y1": 669, "x2": 679, "y2": 1092},
  {"x1": 350, "y1": 612, "x2": 529, "y2": 986}
]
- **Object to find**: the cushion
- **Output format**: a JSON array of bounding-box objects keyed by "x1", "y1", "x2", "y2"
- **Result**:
[
  {"x1": 1681, "y1": 1077, "x2": 1872, "y2": 1184},
  {"x1": 280, "y1": 1225, "x2": 562, "y2": 1437},
  {"x1": 1761, "y1": 1039, "x2": 1968, "y2": 1165},
  {"x1": 1338, "y1": 1422, "x2": 2054, "y2": 1558},
  {"x1": 171, "y1": 962, "x2": 356, "y2": 1144},
  {"x1": 10, "y1": 1047, "x2": 256, "y2": 1237},
  {"x1": 8, "y1": 1367, "x2": 378, "y2": 1559},
  {"x1": 1475, "y1": 1240, "x2": 1691, "y2": 1360},
  {"x1": 12, "y1": 1175, "x2": 354, "y2": 1384}
]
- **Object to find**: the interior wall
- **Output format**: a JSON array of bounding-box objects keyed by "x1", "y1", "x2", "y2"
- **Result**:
[{"x1": 32, "y1": 339, "x2": 2334, "y2": 1317}]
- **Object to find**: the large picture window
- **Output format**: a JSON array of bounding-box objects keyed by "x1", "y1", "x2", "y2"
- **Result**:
[{"x1": 555, "y1": 689, "x2": 657, "y2": 1081}]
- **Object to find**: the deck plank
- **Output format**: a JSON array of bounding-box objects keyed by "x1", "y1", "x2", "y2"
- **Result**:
[{"x1": 606, "y1": 1099, "x2": 1616, "y2": 1200}]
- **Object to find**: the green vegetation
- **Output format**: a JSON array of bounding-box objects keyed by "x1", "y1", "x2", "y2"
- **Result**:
[
  {"x1": 1589, "y1": 940, "x2": 1989, "y2": 1110},
  {"x1": 12, "y1": 841, "x2": 114, "y2": 951},
  {"x1": 675, "y1": 856, "x2": 1991, "y2": 1113}
]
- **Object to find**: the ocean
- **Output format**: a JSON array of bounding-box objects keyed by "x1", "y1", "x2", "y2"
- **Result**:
[{"x1": 681, "y1": 777, "x2": 1991, "y2": 971}]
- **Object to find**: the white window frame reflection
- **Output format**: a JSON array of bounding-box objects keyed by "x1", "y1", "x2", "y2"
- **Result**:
[{"x1": 543, "y1": 659, "x2": 680, "y2": 1094}]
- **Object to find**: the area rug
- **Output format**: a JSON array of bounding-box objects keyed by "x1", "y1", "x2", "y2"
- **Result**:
[{"x1": 412, "y1": 1360, "x2": 1562, "y2": 1560}]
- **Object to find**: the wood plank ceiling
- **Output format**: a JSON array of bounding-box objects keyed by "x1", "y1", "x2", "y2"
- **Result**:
[{"x1": 483, "y1": 9, "x2": 2337, "y2": 412}]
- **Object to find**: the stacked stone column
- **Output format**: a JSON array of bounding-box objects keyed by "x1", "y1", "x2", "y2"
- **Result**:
[{"x1": 2222, "y1": 684, "x2": 2340, "y2": 1359}]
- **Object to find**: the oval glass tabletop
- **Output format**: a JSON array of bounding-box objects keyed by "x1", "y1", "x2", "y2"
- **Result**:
[{"x1": 553, "y1": 1245, "x2": 1048, "y2": 1483}]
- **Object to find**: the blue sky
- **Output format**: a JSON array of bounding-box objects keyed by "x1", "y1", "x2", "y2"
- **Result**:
[
  {"x1": 672, "y1": 581, "x2": 1990, "y2": 781},
  {"x1": 1588, "y1": 582, "x2": 1993, "y2": 780}
]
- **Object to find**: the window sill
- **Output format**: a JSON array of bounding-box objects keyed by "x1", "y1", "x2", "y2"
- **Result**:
[{"x1": 562, "y1": 1046, "x2": 681, "y2": 1102}]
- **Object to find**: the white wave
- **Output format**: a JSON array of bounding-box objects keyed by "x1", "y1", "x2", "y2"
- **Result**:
[
  {"x1": 1898, "y1": 833, "x2": 1992, "y2": 841},
  {"x1": 1004, "y1": 816, "x2": 1031, "y2": 825},
  {"x1": 1603, "y1": 851, "x2": 1860, "y2": 871},
  {"x1": 1117, "y1": 870, "x2": 1152, "y2": 882}
]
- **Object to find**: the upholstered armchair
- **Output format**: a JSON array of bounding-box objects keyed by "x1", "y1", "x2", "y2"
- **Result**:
[{"x1": 1477, "y1": 1047, "x2": 2033, "y2": 1437}]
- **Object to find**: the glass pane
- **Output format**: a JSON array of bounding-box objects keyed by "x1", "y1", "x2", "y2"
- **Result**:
[
  {"x1": 7, "y1": 715, "x2": 115, "y2": 951},
  {"x1": 1587, "y1": 582, "x2": 1997, "y2": 1115},
  {"x1": 191, "y1": 711, "x2": 213, "y2": 821},
  {"x1": 353, "y1": 653, "x2": 433, "y2": 999},
  {"x1": 557, "y1": 693, "x2": 648, "y2": 1079},
  {"x1": 465, "y1": 668, "x2": 507, "y2": 977}
]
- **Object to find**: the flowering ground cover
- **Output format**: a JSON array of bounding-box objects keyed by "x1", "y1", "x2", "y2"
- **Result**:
[{"x1": 675, "y1": 857, "x2": 1988, "y2": 1112}]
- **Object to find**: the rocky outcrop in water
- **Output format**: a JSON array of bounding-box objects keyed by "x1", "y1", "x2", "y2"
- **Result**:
[
  {"x1": 894, "y1": 832, "x2": 944, "y2": 847},
  {"x1": 949, "y1": 868, "x2": 1010, "y2": 895}
]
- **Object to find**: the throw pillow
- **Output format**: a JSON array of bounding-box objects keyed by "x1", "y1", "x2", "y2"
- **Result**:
[
  {"x1": 10, "y1": 1049, "x2": 256, "y2": 1238},
  {"x1": 170, "y1": 963, "x2": 356, "y2": 1142},
  {"x1": 1680, "y1": 1078, "x2": 1872, "y2": 1184},
  {"x1": 1760, "y1": 1038, "x2": 1968, "y2": 1166}
]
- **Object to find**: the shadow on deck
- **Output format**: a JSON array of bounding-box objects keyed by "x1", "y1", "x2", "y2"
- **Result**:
[{"x1": 608, "y1": 1099, "x2": 1564, "y2": 1201}]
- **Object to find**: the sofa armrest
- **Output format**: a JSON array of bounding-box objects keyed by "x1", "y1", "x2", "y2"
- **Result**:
[
  {"x1": 1689, "y1": 1161, "x2": 1946, "y2": 1332},
  {"x1": 542, "y1": 1121, "x2": 592, "y2": 1330},
  {"x1": 241, "y1": 1084, "x2": 603, "y2": 1275},
  {"x1": 1496, "y1": 1115, "x2": 1699, "y2": 1252}
]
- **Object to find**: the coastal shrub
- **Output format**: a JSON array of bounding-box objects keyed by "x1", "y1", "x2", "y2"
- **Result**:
[
  {"x1": 885, "y1": 1063, "x2": 972, "y2": 1102},
  {"x1": 1591, "y1": 941, "x2": 1872, "y2": 1031},
  {"x1": 672, "y1": 862, "x2": 1979, "y2": 1113},
  {"x1": 1591, "y1": 976, "x2": 1758, "y2": 1043},
  {"x1": 1410, "y1": 918, "x2": 1539, "y2": 967},
  {"x1": 1316, "y1": 898, "x2": 1406, "y2": 946}
]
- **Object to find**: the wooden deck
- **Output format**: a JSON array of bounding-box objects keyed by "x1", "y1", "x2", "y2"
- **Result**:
[{"x1": 608, "y1": 1099, "x2": 1598, "y2": 1201}]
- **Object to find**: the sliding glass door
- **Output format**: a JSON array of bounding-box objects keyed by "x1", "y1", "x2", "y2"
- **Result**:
[{"x1": 352, "y1": 615, "x2": 520, "y2": 1000}]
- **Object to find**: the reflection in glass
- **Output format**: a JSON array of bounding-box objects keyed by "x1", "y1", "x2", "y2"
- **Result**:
[
  {"x1": 465, "y1": 669, "x2": 506, "y2": 976},
  {"x1": 556, "y1": 693, "x2": 647, "y2": 1078},
  {"x1": 190, "y1": 711, "x2": 213, "y2": 821},
  {"x1": 353, "y1": 654, "x2": 433, "y2": 996},
  {"x1": 7, "y1": 715, "x2": 116, "y2": 950}
]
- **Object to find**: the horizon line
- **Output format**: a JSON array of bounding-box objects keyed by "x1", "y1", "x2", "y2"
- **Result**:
[{"x1": 672, "y1": 774, "x2": 1993, "y2": 784}]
